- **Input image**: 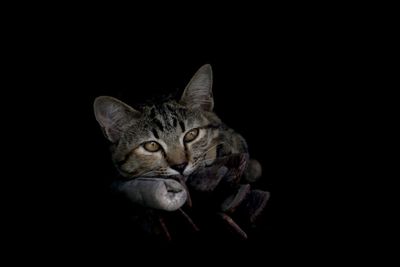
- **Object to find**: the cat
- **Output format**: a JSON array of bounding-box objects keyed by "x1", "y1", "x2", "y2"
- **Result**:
[
  {"x1": 93, "y1": 64, "x2": 261, "y2": 185},
  {"x1": 93, "y1": 64, "x2": 267, "y2": 240}
]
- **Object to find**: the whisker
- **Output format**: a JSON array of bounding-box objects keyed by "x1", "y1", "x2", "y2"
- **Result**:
[
  {"x1": 138, "y1": 168, "x2": 176, "y2": 178},
  {"x1": 195, "y1": 143, "x2": 222, "y2": 162},
  {"x1": 192, "y1": 142, "x2": 224, "y2": 168},
  {"x1": 138, "y1": 169, "x2": 168, "y2": 177}
]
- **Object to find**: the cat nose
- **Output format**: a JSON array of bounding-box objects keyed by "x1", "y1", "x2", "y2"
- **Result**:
[{"x1": 171, "y1": 162, "x2": 188, "y2": 174}]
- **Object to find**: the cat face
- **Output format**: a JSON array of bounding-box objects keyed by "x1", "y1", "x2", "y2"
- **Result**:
[{"x1": 94, "y1": 65, "x2": 222, "y2": 179}]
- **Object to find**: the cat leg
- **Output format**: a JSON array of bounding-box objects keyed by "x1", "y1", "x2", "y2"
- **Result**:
[
  {"x1": 217, "y1": 212, "x2": 248, "y2": 240},
  {"x1": 219, "y1": 188, "x2": 270, "y2": 236},
  {"x1": 235, "y1": 189, "x2": 270, "y2": 225},
  {"x1": 221, "y1": 153, "x2": 249, "y2": 184},
  {"x1": 158, "y1": 214, "x2": 172, "y2": 241},
  {"x1": 220, "y1": 184, "x2": 251, "y2": 213}
]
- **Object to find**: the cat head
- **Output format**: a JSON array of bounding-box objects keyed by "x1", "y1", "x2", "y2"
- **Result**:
[{"x1": 94, "y1": 64, "x2": 222, "y2": 179}]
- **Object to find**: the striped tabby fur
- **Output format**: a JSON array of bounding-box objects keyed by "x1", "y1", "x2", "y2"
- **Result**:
[{"x1": 94, "y1": 64, "x2": 258, "y2": 181}]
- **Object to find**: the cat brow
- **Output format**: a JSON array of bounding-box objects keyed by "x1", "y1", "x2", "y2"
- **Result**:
[
  {"x1": 151, "y1": 128, "x2": 159, "y2": 139},
  {"x1": 172, "y1": 117, "x2": 178, "y2": 128},
  {"x1": 149, "y1": 107, "x2": 156, "y2": 118},
  {"x1": 179, "y1": 121, "x2": 185, "y2": 132},
  {"x1": 153, "y1": 118, "x2": 164, "y2": 132},
  {"x1": 201, "y1": 123, "x2": 220, "y2": 129}
]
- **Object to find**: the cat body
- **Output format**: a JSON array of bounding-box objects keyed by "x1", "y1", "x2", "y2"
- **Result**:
[{"x1": 93, "y1": 64, "x2": 267, "y2": 240}]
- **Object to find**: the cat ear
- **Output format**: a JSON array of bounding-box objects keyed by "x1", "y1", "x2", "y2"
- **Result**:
[
  {"x1": 180, "y1": 64, "x2": 214, "y2": 111},
  {"x1": 93, "y1": 96, "x2": 141, "y2": 143}
]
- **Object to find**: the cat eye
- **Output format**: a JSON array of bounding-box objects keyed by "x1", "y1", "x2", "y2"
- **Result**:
[
  {"x1": 184, "y1": 128, "x2": 199, "y2": 143},
  {"x1": 143, "y1": 141, "x2": 161, "y2": 152}
]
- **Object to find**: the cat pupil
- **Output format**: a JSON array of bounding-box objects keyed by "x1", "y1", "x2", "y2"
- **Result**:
[
  {"x1": 184, "y1": 128, "x2": 199, "y2": 142},
  {"x1": 144, "y1": 141, "x2": 160, "y2": 152}
]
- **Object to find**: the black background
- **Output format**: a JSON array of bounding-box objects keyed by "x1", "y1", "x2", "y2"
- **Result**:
[{"x1": 3, "y1": 13, "x2": 360, "y2": 262}]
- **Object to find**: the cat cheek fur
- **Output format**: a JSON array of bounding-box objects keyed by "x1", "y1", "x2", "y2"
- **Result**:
[
  {"x1": 185, "y1": 133, "x2": 217, "y2": 171},
  {"x1": 122, "y1": 150, "x2": 165, "y2": 177}
]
